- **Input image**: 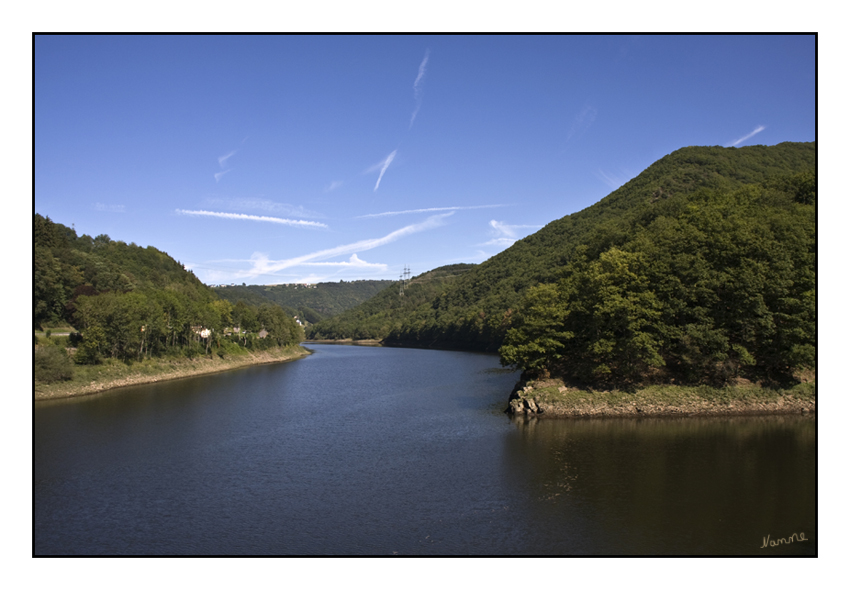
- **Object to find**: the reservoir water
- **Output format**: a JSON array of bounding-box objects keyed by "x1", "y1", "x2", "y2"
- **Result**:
[{"x1": 34, "y1": 344, "x2": 816, "y2": 555}]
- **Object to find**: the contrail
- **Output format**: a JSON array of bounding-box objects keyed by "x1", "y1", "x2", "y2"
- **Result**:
[
  {"x1": 410, "y1": 49, "x2": 430, "y2": 127},
  {"x1": 374, "y1": 150, "x2": 397, "y2": 191},
  {"x1": 176, "y1": 209, "x2": 327, "y2": 228},
  {"x1": 239, "y1": 212, "x2": 453, "y2": 278},
  {"x1": 728, "y1": 125, "x2": 766, "y2": 147}
]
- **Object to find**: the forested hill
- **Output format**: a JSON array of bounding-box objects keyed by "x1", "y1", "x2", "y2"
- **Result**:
[
  {"x1": 214, "y1": 280, "x2": 393, "y2": 324},
  {"x1": 376, "y1": 142, "x2": 816, "y2": 354},
  {"x1": 34, "y1": 213, "x2": 216, "y2": 329},
  {"x1": 306, "y1": 264, "x2": 476, "y2": 341},
  {"x1": 34, "y1": 214, "x2": 303, "y2": 375}
]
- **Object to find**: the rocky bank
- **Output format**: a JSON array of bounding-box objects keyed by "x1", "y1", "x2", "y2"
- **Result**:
[{"x1": 506, "y1": 378, "x2": 816, "y2": 418}]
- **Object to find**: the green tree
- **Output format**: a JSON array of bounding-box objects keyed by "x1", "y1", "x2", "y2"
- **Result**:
[
  {"x1": 580, "y1": 249, "x2": 665, "y2": 383},
  {"x1": 500, "y1": 283, "x2": 572, "y2": 377},
  {"x1": 73, "y1": 324, "x2": 107, "y2": 365}
]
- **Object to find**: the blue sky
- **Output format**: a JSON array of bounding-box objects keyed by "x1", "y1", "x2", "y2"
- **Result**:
[{"x1": 34, "y1": 34, "x2": 815, "y2": 286}]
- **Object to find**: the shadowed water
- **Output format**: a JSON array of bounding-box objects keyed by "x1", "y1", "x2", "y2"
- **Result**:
[{"x1": 34, "y1": 344, "x2": 816, "y2": 555}]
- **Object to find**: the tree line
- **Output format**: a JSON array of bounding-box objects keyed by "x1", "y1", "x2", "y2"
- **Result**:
[
  {"x1": 214, "y1": 279, "x2": 393, "y2": 324},
  {"x1": 34, "y1": 214, "x2": 303, "y2": 382}
]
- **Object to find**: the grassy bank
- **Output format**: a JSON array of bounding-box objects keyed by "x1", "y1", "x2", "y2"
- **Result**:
[
  {"x1": 507, "y1": 377, "x2": 816, "y2": 418},
  {"x1": 34, "y1": 345, "x2": 311, "y2": 401}
]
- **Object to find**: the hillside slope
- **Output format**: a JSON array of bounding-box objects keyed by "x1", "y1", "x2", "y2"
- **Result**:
[
  {"x1": 382, "y1": 142, "x2": 816, "y2": 352},
  {"x1": 306, "y1": 264, "x2": 476, "y2": 341}
]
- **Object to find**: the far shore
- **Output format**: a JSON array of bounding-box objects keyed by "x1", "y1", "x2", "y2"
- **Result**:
[
  {"x1": 34, "y1": 345, "x2": 311, "y2": 402},
  {"x1": 507, "y1": 377, "x2": 816, "y2": 418},
  {"x1": 307, "y1": 339, "x2": 383, "y2": 346}
]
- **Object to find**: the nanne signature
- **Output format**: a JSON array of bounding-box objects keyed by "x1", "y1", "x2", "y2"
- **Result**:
[{"x1": 761, "y1": 532, "x2": 808, "y2": 548}]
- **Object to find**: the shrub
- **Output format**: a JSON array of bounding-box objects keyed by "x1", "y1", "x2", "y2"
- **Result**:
[
  {"x1": 34, "y1": 346, "x2": 74, "y2": 383},
  {"x1": 215, "y1": 339, "x2": 244, "y2": 358},
  {"x1": 182, "y1": 342, "x2": 206, "y2": 358},
  {"x1": 73, "y1": 326, "x2": 107, "y2": 365}
]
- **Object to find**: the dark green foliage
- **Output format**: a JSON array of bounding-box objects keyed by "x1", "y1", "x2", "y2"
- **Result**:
[
  {"x1": 498, "y1": 282, "x2": 573, "y2": 374},
  {"x1": 73, "y1": 325, "x2": 107, "y2": 365},
  {"x1": 256, "y1": 304, "x2": 300, "y2": 347},
  {"x1": 212, "y1": 285, "x2": 281, "y2": 309},
  {"x1": 34, "y1": 345, "x2": 74, "y2": 383},
  {"x1": 307, "y1": 264, "x2": 476, "y2": 341},
  {"x1": 500, "y1": 169, "x2": 816, "y2": 386},
  {"x1": 232, "y1": 301, "x2": 260, "y2": 334},
  {"x1": 213, "y1": 280, "x2": 393, "y2": 320},
  {"x1": 34, "y1": 213, "x2": 214, "y2": 329},
  {"x1": 33, "y1": 214, "x2": 304, "y2": 365},
  {"x1": 297, "y1": 306, "x2": 324, "y2": 324}
]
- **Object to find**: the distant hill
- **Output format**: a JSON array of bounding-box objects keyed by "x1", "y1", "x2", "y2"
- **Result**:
[
  {"x1": 306, "y1": 264, "x2": 476, "y2": 340},
  {"x1": 213, "y1": 280, "x2": 394, "y2": 324}
]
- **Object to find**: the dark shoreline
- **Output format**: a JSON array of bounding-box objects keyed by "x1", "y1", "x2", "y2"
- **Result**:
[
  {"x1": 306, "y1": 339, "x2": 383, "y2": 346},
  {"x1": 305, "y1": 338, "x2": 502, "y2": 353}
]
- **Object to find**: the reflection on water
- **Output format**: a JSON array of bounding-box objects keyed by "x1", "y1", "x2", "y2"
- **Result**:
[
  {"x1": 504, "y1": 415, "x2": 816, "y2": 555},
  {"x1": 35, "y1": 344, "x2": 815, "y2": 555}
]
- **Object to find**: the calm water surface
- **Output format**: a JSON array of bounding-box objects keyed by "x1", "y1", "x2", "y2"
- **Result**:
[{"x1": 34, "y1": 344, "x2": 816, "y2": 555}]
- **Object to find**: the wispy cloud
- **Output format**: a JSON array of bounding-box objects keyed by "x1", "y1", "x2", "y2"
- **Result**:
[
  {"x1": 205, "y1": 198, "x2": 323, "y2": 219},
  {"x1": 480, "y1": 219, "x2": 543, "y2": 247},
  {"x1": 92, "y1": 202, "x2": 125, "y2": 213},
  {"x1": 238, "y1": 212, "x2": 453, "y2": 278},
  {"x1": 489, "y1": 220, "x2": 541, "y2": 238},
  {"x1": 727, "y1": 125, "x2": 767, "y2": 147},
  {"x1": 224, "y1": 253, "x2": 387, "y2": 271},
  {"x1": 410, "y1": 49, "x2": 430, "y2": 128},
  {"x1": 326, "y1": 180, "x2": 344, "y2": 192},
  {"x1": 370, "y1": 150, "x2": 397, "y2": 191},
  {"x1": 215, "y1": 148, "x2": 237, "y2": 182},
  {"x1": 218, "y1": 150, "x2": 236, "y2": 167},
  {"x1": 356, "y1": 204, "x2": 508, "y2": 219},
  {"x1": 480, "y1": 237, "x2": 517, "y2": 248},
  {"x1": 566, "y1": 104, "x2": 597, "y2": 143},
  {"x1": 296, "y1": 254, "x2": 386, "y2": 270},
  {"x1": 196, "y1": 254, "x2": 387, "y2": 285},
  {"x1": 176, "y1": 209, "x2": 328, "y2": 228},
  {"x1": 414, "y1": 49, "x2": 430, "y2": 94},
  {"x1": 595, "y1": 169, "x2": 625, "y2": 190}
]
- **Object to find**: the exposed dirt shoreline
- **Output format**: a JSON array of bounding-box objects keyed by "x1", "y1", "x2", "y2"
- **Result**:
[
  {"x1": 34, "y1": 346, "x2": 311, "y2": 402},
  {"x1": 506, "y1": 377, "x2": 816, "y2": 418}
]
